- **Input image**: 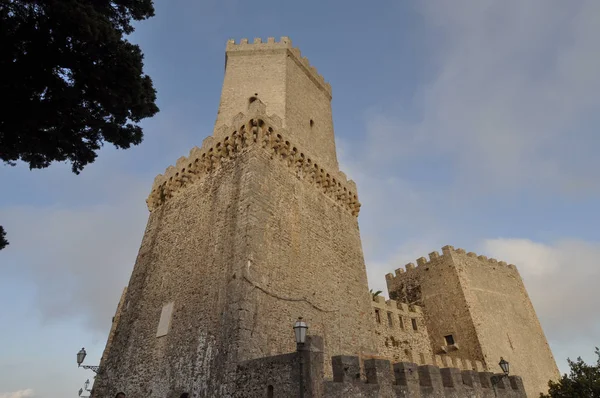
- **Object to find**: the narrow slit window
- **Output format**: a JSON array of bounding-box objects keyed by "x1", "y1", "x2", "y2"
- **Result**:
[
  {"x1": 267, "y1": 385, "x2": 274, "y2": 398},
  {"x1": 398, "y1": 315, "x2": 405, "y2": 330},
  {"x1": 444, "y1": 334, "x2": 455, "y2": 345},
  {"x1": 375, "y1": 309, "x2": 381, "y2": 324},
  {"x1": 387, "y1": 312, "x2": 393, "y2": 327},
  {"x1": 411, "y1": 318, "x2": 418, "y2": 331}
]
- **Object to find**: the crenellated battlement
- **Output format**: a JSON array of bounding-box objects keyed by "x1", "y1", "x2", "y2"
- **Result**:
[
  {"x1": 146, "y1": 101, "x2": 361, "y2": 216},
  {"x1": 327, "y1": 356, "x2": 524, "y2": 397},
  {"x1": 372, "y1": 296, "x2": 423, "y2": 315},
  {"x1": 385, "y1": 245, "x2": 519, "y2": 285},
  {"x1": 236, "y1": 335, "x2": 523, "y2": 398},
  {"x1": 226, "y1": 36, "x2": 332, "y2": 98}
]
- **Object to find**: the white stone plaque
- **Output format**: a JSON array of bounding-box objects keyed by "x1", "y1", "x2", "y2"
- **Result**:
[{"x1": 156, "y1": 301, "x2": 174, "y2": 337}]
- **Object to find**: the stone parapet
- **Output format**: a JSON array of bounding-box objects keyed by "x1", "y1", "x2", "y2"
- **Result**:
[
  {"x1": 146, "y1": 101, "x2": 360, "y2": 217},
  {"x1": 327, "y1": 356, "x2": 525, "y2": 397},
  {"x1": 234, "y1": 337, "x2": 527, "y2": 397},
  {"x1": 385, "y1": 245, "x2": 520, "y2": 286}
]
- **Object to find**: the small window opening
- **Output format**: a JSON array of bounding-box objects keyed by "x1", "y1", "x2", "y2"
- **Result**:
[
  {"x1": 411, "y1": 318, "x2": 418, "y2": 331},
  {"x1": 310, "y1": 119, "x2": 314, "y2": 128},
  {"x1": 267, "y1": 385, "x2": 274, "y2": 398},
  {"x1": 398, "y1": 315, "x2": 404, "y2": 330},
  {"x1": 387, "y1": 312, "x2": 393, "y2": 327},
  {"x1": 249, "y1": 96, "x2": 258, "y2": 105},
  {"x1": 375, "y1": 309, "x2": 381, "y2": 324},
  {"x1": 444, "y1": 334, "x2": 455, "y2": 345}
]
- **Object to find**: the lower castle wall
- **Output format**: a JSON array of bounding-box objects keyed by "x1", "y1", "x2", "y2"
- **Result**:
[
  {"x1": 234, "y1": 352, "x2": 300, "y2": 398},
  {"x1": 236, "y1": 336, "x2": 527, "y2": 397}
]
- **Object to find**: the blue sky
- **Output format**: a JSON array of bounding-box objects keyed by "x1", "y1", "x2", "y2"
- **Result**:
[{"x1": 1, "y1": 1, "x2": 600, "y2": 397}]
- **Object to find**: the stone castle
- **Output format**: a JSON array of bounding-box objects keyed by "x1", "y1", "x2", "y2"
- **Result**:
[{"x1": 91, "y1": 37, "x2": 559, "y2": 398}]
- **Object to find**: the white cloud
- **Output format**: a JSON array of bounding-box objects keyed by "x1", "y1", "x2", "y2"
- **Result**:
[
  {"x1": 364, "y1": 0, "x2": 600, "y2": 196},
  {"x1": 0, "y1": 389, "x2": 35, "y2": 398}
]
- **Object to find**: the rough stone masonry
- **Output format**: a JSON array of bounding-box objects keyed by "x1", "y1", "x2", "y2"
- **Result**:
[{"x1": 91, "y1": 37, "x2": 559, "y2": 398}]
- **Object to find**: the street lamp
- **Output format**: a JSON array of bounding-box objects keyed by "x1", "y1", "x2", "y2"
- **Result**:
[
  {"x1": 76, "y1": 347, "x2": 100, "y2": 373},
  {"x1": 77, "y1": 348, "x2": 86, "y2": 367},
  {"x1": 293, "y1": 317, "x2": 309, "y2": 398},
  {"x1": 293, "y1": 317, "x2": 308, "y2": 347},
  {"x1": 491, "y1": 357, "x2": 510, "y2": 396},
  {"x1": 499, "y1": 357, "x2": 509, "y2": 376},
  {"x1": 78, "y1": 378, "x2": 92, "y2": 398}
]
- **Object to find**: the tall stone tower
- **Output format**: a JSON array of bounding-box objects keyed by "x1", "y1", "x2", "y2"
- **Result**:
[
  {"x1": 91, "y1": 37, "x2": 376, "y2": 398},
  {"x1": 385, "y1": 246, "x2": 560, "y2": 397}
]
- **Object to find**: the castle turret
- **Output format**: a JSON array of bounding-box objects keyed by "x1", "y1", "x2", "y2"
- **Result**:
[
  {"x1": 386, "y1": 245, "x2": 560, "y2": 397},
  {"x1": 215, "y1": 37, "x2": 338, "y2": 171},
  {"x1": 91, "y1": 37, "x2": 376, "y2": 398}
]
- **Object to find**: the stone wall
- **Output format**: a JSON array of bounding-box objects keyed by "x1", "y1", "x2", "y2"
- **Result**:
[
  {"x1": 451, "y1": 247, "x2": 560, "y2": 398},
  {"x1": 385, "y1": 248, "x2": 484, "y2": 365},
  {"x1": 98, "y1": 287, "x2": 127, "y2": 367},
  {"x1": 386, "y1": 246, "x2": 559, "y2": 397},
  {"x1": 229, "y1": 111, "x2": 377, "y2": 367},
  {"x1": 92, "y1": 103, "x2": 376, "y2": 397},
  {"x1": 235, "y1": 352, "x2": 300, "y2": 398},
  {"x1": 92, "y1": 144, "x2": 260, "y2": 397},
  {"x1": 370, "y1": 297, "x2": 432, "y2": 365},
  {"x1": 237, "y1": 335, "x2": 528, "y2": 397}
]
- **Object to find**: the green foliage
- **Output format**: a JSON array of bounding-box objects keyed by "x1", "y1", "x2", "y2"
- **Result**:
[
  {"x1": 0, "y1": 226, "x2": 8, "y2": 250},
  {"x1": 370, "y1": 289, "x2": 383, "y2": 299},
  {"x1": 540, "y1": 348, "x2": 600, "y2": 398},
  {"x1": 0, "y1": 0, "x2": 159, "y2": 173}
]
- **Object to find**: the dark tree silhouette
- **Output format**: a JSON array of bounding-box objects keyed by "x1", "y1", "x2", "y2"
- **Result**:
[
  {"x1": 0, "y1": 0, "x2": 159, "y2": 250},
  {"x1": 0, "y1": 226, "x2": 8, "y2": 250},
  {"x1": 540, "y1": 348, "x2": 600, "y2": 398}
]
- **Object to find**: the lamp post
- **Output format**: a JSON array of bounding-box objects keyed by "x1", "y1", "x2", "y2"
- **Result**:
[
  {"x1": 76, "y1": 347, "x2": 100, "y2": 373},
  {"x1": 293, "y1": 317, "x2": 308, "y2": 349},
  {"x1": 491, "y1": 357, "x2": 510, "y2": 397},
  {"x1": 78, "y1": 379, "x2": 92, "y2": 397},
  {"x1": 293, "y1": 317, "x2": 308, "y2": 398}
]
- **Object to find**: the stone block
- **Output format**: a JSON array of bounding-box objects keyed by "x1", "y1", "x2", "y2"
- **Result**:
[
  {"x1": 331, "y1": 356, "x2": 361, "y2": 383},
  {"x1": 364, "y1": 359, "x2": 393, "y2": 385}
]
